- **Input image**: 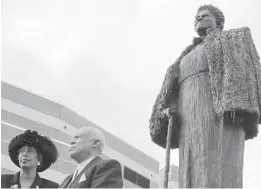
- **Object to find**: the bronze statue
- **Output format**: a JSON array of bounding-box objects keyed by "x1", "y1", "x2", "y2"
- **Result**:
[{"x1": 149, "y1": 4, "x2": 261, "y2": 188}]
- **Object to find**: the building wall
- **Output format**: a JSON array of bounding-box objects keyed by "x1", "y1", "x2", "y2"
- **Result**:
[{"x1": 1, "y1": 81, "x2": 159, "y2": 188}]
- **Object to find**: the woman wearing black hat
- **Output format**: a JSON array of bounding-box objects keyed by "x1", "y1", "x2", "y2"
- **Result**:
[{"x1": 1, "y1": 130, "x2": 59, "y2": 188}]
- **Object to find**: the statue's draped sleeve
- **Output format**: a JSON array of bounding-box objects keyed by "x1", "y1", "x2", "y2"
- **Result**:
[
  {"x1": 204, "y1": 27, "x2": 261, "y2": 139},
  {"x1": 243, "y1": 28, "x2": 261, "y2": 124},
  {"x1": 149, "y1": 59, "x2": 181, "y2": 149},
  {"x1": 221, "y1": 27, "x2": 261, "y2": 131}
]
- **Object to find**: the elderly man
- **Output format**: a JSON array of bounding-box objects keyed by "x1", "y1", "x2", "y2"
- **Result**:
[{"x1": 59, "y1": 127, "x2": 123, "y2": 188}]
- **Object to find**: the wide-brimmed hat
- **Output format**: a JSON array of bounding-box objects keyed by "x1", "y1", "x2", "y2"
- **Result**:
[{"x1": 8, "y1": 130, "x2": 58, "y2": 172}]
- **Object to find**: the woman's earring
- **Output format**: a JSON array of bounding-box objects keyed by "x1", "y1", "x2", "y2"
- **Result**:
[{"x1": 37, "y1": 162, "x2": 41, "y2": 166}]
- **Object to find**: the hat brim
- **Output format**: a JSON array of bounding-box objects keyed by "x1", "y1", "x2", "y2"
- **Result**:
[{"x1": 8, "y1": 131, "x2": 58, "y2": 172}]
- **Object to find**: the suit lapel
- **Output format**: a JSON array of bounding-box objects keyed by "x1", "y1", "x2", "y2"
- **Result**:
[
  {"x1": 69, "y1": 156, "x2": 102, "y2": 188},
  {"x1": 59, "y1": 174, "x2": 73, "y2": 188},
  {"x1": 30, "y1": 174, "x2": 43, "y2": 188}
]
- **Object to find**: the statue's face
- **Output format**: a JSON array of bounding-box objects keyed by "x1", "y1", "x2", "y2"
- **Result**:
[{"x1": 195, "y1": 9, "x2": 217, "y2": 36}]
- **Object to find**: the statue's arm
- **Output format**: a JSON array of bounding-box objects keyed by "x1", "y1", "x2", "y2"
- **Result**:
[{"x1": 149, "y1": 63, "x2": 180, "y2": 149}]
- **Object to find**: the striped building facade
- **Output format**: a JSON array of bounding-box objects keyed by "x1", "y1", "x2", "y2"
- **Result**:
[{"x1": 1, "y1": 82, "x2": 159, "y2": 188}]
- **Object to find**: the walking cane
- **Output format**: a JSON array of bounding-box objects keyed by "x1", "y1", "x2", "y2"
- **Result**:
[{"x1": 163, "y1": 108, "x2": 174, "y2": 188}]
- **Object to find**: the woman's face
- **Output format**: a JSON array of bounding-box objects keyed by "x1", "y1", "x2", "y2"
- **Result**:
[
  {"x1": 195, "y1": 9, "x2": 217, "y2": 36},
  {"x1": 18, "y1": 145, "x2": 40, "y2": 170}
]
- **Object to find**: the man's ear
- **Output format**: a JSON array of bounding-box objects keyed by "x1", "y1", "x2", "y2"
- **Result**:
[{"x1": 92, "y1": 139, "x2": 100, "y2": 147}]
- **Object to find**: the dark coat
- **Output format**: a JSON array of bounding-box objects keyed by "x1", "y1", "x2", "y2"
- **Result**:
[
  {"x1": 59, "y1": 156, "x2": 123, "y2": 188},
  {"x1": 1, "y1": 172, "x2": 59, "y2": 188}
]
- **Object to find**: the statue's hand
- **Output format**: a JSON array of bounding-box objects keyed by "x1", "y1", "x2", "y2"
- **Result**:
[
  {"x1": 224, "y1": 111, "x2": 245, "y2": 125},
  {"x1": 163, "y1": 107, "x2": 177, "y2": 118}
]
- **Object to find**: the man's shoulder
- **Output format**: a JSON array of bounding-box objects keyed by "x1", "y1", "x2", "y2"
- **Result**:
[
  {"x1": 81, "y1": 157, "x2": 122, "y2": 175},
  {"x1": 90, "y1": 157, "x2": 121, "y2": 170},
  {"x1": 99, "y1": 158, "x2": 121, "y2": 165}
]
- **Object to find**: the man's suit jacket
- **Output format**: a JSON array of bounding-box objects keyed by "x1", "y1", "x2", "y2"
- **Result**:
[
  {"x1": 1, "y1": 172, "x2": 59, "y2": 188},
  {"x1": 59, "y1": 156, "x2": 123, "y2": 188}
]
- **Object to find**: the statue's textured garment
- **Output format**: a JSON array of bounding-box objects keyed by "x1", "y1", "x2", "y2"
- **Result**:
[
  {"x1": 149, "y1": 27, "x2": 261, "y2": 188},
  {"x1": 179, "y1": 43, "x2": 245, "y2": 187}
]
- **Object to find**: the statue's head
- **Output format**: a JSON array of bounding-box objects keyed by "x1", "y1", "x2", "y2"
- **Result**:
[{"x1": 195, "y1": 5, "x2": 225, "y2": 37}]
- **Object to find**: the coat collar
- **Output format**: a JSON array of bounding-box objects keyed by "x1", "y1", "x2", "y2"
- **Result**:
[
  {"x1": 59, "y1": 174, "x2": 73, "y2": 188},
  {"x1": 30, "y1": 173, "x2": 43, "y2": 188},
  {"x1": 206, "y1": 27, "x2": 221, "y2": 34},
  {"x1": 11, "y1": 171, "x2": 43, "y2": 188},
  {"x1": 193, "y1": 28, "x2": 222, "y2": 46},
  {"x1": 68, "y1": 156, "x2": 102, "y2": 188}
]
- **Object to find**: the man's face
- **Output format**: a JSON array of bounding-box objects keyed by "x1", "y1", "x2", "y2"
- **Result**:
[
  {"x1": 195, "y1": 9, "x2": 217, "y2": 36},
  {"x1": 69, "y1": 129, "x2": 94, "y2": 161}
]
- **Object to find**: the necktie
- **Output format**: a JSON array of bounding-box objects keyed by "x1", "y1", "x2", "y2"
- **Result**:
[{"x1": 67, "y1": 169, "x2": 78, "y2": 188}]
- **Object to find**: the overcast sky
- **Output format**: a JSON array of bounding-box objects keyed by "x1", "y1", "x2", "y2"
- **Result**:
[{"x1": 2, "y1": 0, "x2": 261, "y2": 187}]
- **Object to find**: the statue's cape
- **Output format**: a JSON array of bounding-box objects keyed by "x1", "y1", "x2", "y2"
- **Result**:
[{"x1": 149, "y1": 27, "x2": 261, "y2": 149}]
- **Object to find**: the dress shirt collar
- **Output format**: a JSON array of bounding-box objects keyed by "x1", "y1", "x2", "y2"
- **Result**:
[{"x1": 76, "y1": 155, "x2": 97, "y2": 174}]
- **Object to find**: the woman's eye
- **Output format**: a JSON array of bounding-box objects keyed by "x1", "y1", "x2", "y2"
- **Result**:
[{"x1": 19, "y1": 148, "x2": 25, "y2": 153}]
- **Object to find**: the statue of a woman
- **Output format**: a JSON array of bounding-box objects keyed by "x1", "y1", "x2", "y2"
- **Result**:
[{"x1": 149, "y1": 5, "x2": 261, "y2": 188}]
